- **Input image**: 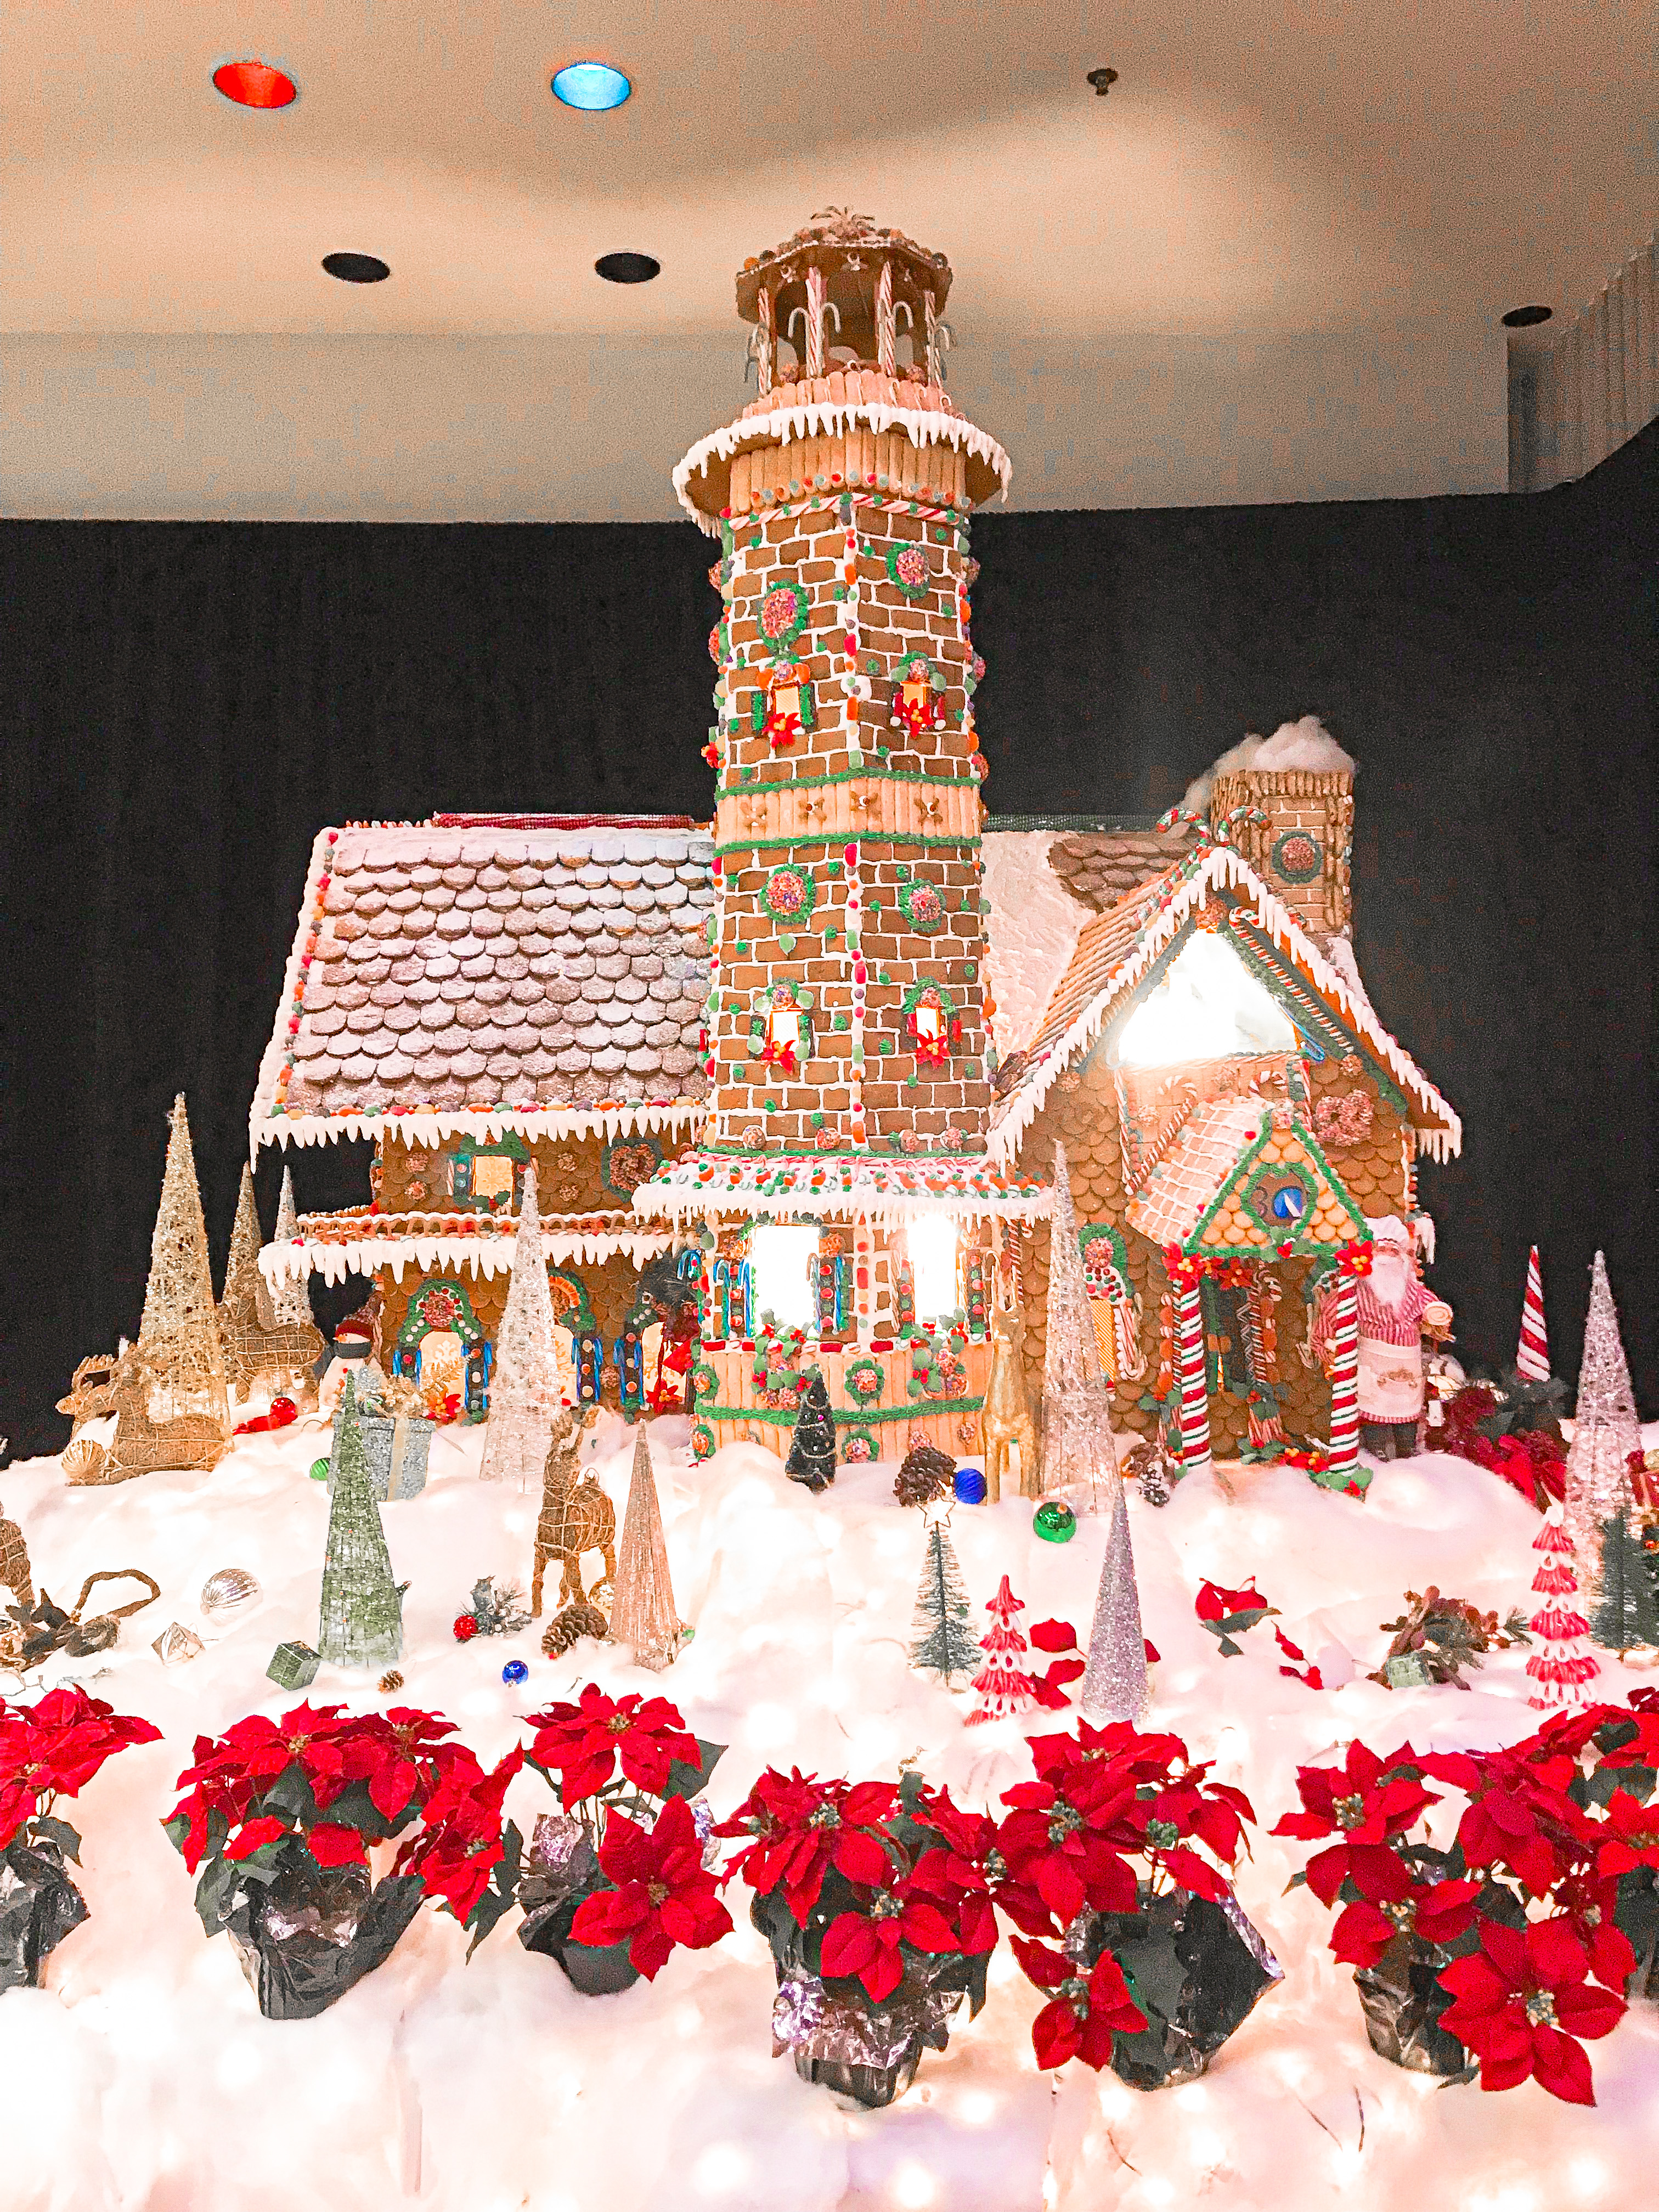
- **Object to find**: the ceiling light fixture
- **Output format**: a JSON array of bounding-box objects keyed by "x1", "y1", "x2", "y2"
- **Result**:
[
  {"x1": 212, "y1": 58, "x2": 297, "y2": 108},
  {"x1": 1087, "y1": 66, "x2": 1119, "y2": 95},
  {"x1": 1501, "y1": 304, "x2": 1553, "y2": 328},
  {"x1": 323, "y1": 253, "x2": 391, "y2": 284},
  {"x1": 595, "y1": 252, "x2": 659, "y2": 284},
  {"x1": 552, "y1": 61, "x2": 632, "y2": 111}
]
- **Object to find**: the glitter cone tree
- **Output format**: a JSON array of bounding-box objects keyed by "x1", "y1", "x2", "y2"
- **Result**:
[
  {"x1": 267, "y1": 1166, "x2": 316, "y2": 1330},
  {"x1": 966, "y1": 1576, "x2": 1037, "y2": 1724},
  {"x1": 909, "y1": 1516, "x2": 978, "y2": 1683},
  {"x1": 1040, "y1": 1141, "x2": 1121, "y2": 1513},
  {"x1": 480, "y1": 1163, "x2": 563, "y2": 1488},
  {"x1": 1079, "y1": 1491, "x2": 1149, "y2": 1724},
  {"x1": 317, "y1": 1376, "x2": 404, "y2": 1669},
  {"x1": 137, "y1": 1094, "x2": 229, "y2": 1430},
  {"x1": 1563, "y1": 1252, "x2": 1641, "y2": 1562},
  {"x1": 608, "y1": 1424, "x2": 681, "y2": 1670},
  {"x1": 1525, "y1": 1506, "x2": 1599, "y2": 1711}
]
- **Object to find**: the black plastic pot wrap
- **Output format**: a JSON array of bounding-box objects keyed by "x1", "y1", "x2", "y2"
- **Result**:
[
  {"x1": 1076, "y1": 1883, "x2": 1283, "y2": 2091},
  {"x1": 516, "y1": 1812, "x2": 640, "y2": 1994},
  {"x1": 0, "y1": 1838, "x2": 89, "y2": 1993},
  {"x1": 1352, "y1": 1932, "x2": 1470, "y2": 2076},
  {"x1": 225, "y1": 1857, "x2": 424, "y2": 2020}
]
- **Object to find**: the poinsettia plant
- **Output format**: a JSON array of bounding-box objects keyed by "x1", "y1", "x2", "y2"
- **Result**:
[
  {"x1": 1, "y1": 1686, "x2": 161, "y2": 1861},
  {"x1": 991, "y1": 1720, "x2": 1265, "y2": 2080},
  {"x1": 163, "y1": 1702, "x2": 523, "y2": 1956},
  {"x1": 518, "y1": 1684, "x2": 729, "y2": 1980},
  {"x1": 1274, "y1": 1701, "x2": 1659, "y2": 2104}
]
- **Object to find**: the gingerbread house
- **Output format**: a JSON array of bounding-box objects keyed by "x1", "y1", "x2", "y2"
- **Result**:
[
  {"x1": 632, "y1": 211, "x2": 1049, "y2": 1463},
  {"x1": 250, "y1": 814, "x2": 714, "y2": 1412},
  {"x1": 988, "y1": 747, "x2": 1460, "y2": 1486}
]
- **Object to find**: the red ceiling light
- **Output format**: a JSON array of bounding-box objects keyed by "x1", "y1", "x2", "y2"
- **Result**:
[{"x1": 212, "y1": 59, "x2": 297, "y2": 109}]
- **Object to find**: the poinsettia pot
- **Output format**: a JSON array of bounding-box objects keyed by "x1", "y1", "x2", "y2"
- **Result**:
[
  {"x1": 1351, "y1": 1929, "x2": 1470, "y2": 2076},
  {"x1": 0, "y1": 1837, "x2": 89, "y2": 1993},
  {"x1": 516, "y1": 1821, "x2": 641, "y2": 1994},
  {"x1": 1074, "y1": 1884, "x2": 1281, "y2": 2091},
  {"x1": 225, "y1": 1855, "x2": 425, "y2": 2020}
]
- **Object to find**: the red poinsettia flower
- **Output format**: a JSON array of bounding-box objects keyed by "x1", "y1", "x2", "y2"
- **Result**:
[
  {"x1": 398, "y1": 1747, "x2": 524, "y2": 1925},
  {"x1": 1012, "y1": 1936, "x2": 1148, "y2": 2070},
  {"x1": 1328, "y1": 1876, "x2": 1481, "y2": 1968},
  {"x1": 1437, "y1": 1917, "x2": 1626, "y2": 2105},
  {"x1": 1595, "y1": 1789, "x2": 1659, "y2": 1880},
  {"x1": 1553, "y1": 1867, "x2": 1638, "y2": 1993},
  {"x1": 717, "y1": 1769, "x2": 896, "y2": 1925},
  {"x1": 1274, "y1": 1741, "x2": 1449, "y2": 1906},
  {"x1": 571, "y1": 1795, "x2": 732, "y2": 1979},
  {"x1": 525, "y1": 1684, "x2": 701, "y2": 1808},
  {"x1": 0, "y1": 1689, "x2": 161, "y2": 1852},
  {"x1": 1456, "y1": 1747, "x2": 1590, "y2": 1899}
]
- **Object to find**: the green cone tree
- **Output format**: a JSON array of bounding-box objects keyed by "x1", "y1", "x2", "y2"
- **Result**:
[
  {"x1": 785, "y1": 1374, "x2": 837, "y2": 1491},
  {"x1": 909, "y1": 1519, "x2": 978, "y2": 1683},
  {"x1": 1589, "y1": 1504, "x2": 1659, "y2": 1655},
  {"x1": 318, "y1": 1376, "x2": 403, "y2": 1669}
]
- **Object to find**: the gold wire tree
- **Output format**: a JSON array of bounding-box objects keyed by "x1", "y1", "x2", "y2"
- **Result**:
[
  {"x1": 608, "y1": 1425, "x2": 681, "y2": 1671},
  {"x1": 218, "y1": 1163, "x2": 321, "y2": 1398},
  {"x1": 137, "y1": 1094, "x2": 229, "y2": 1434},
  {"x1": 266, "y1": 1166, "x2": 317, "y2": 1330}
]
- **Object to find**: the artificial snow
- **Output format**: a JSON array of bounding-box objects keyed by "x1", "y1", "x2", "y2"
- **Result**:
[
  {"x1": 4, "y1": 1415, "x2": 1658, "y2": 2211},
  {"x1": 980, "y1": 832, "x2": 1090, "y2": 1055},
  {"x1": 1180, "y1": 716, "x2": 1357, "y2": 815}
]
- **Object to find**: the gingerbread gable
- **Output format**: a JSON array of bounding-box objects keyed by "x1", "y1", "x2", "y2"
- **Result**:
[{"x1": 1126, "y1": 1099, "x2": 1367, "y2": 1256}]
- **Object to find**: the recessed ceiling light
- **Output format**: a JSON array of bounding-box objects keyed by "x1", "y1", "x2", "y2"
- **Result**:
[
  {"x1": 595, "y1": 252, "x2": 659, "y2": 284},
  {"x1": 1087, "y1": 66, "x2": 1119, "y2": 95},
  {"x1": 323, "y1": 253, "x2": 390, "y2": 284},
  {"x1": 552, "y1": 61, "x2": 631, "y2": 111},
  {"x1": 1501, "y1": 304, "x2": 1553, "y2": 328},
  {"x1": 212, "y1": 58, "x2": 297, "y2": 108}
]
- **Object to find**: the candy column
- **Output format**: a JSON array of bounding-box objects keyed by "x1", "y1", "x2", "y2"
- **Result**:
[
  {"x1": 1174, "y1": 1281, "x2": 1211, "y2": 1474},
  {"x1": 1325, "y1": 1278, "x2": 1360, "y2": 1480}
]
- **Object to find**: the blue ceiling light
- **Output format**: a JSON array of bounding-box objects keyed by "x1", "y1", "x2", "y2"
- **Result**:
[{"x1": 551, "y1": 61, "x2": 631, "y2": 111}]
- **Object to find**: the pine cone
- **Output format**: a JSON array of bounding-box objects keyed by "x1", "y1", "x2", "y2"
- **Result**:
[
  {"x1": 541, "y1": 1601, "x2": 608, "y2": 1657},
  {"x1": 894, "y1": 1441, "x2": 956, "y2": 1508},
  {"x1": 378, "y1": 1670, "x2": 404, "y2": 1692}
]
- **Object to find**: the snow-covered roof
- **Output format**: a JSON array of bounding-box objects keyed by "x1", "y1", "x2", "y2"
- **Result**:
[
  {"x1": 987, "y1": 842, "x2": 1462, "y2": 1166},
  {"x1": 252, "y1": 817, "x2": 715, "y2": 1154},
  {"x1": 1120, "y1": 1098, "x2": 1267, "y2": 1249},
  {"x1": 633, "y1": 1150, "x2": 1051, "y2": 1226}
]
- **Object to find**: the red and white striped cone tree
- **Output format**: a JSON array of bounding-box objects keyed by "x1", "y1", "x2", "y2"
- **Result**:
[
  {"x1": 1516, "y1": 1246, "x2": 1550, "y2": 1382},
  {"x1": 965, "y1": 1574, "x2": 1037, "y2": 1725},
  {"x1": 1525, "y1": 1506, "x2": 1600, "y2": 1711}
]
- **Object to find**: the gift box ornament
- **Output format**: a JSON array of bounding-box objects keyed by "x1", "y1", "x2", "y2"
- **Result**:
[
  {"x1": 328, "y1": 1403, "x2": 433, "y2": 1502},
  {"x1": 267, "y1": 1640, "x2": 320, "y2": 1690}
]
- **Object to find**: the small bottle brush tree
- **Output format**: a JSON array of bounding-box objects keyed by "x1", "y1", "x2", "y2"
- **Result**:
[
  {"x1": 785, "y1": 1373, "x2": 837, "y2": 1491},
  {"x1": 1563, "y1": 1252, "x2": 1641, "y2": 1562},
  {"x1": 480, "y1": 1163, "x2": 563, "y2": 1489},
  {"x1": 1588, "y1": 1491, "x2": 1659, "y2": 1656},
  {"x1": 909, "y1": 1515, "x2": 978, "y2": 1683},
  {"x1": 1524, "y1": 1506, "x2": 1599, "y2": 1711},
  {"x1": 608, "y1": 1425, "x2": 682, "y2": 1671},
  {"x1": 318, "y1": 1377, "x2": 404, "y2": 1670},
  {"x1": 966, "y1": 1575, "x2": 1037, "y2": 1724},
  {"x1": 1078, "y1": 1492, "x2": 1149, "y2": 1724}
]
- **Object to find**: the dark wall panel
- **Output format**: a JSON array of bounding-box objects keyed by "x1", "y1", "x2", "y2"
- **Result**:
[{"x1": 3, "y1": 433, "x2": 1653, "y2": 1454}]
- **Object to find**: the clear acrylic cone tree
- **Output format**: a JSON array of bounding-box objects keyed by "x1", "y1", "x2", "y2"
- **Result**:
[
  {"x1": 966, "y1": 1575, "x2": 1037, "y2": 1724},
  {"x1": 267, "y1": 1166, "x2": 317, "y2": 1330},
  {"x1": 1040, "y1": 1140, "x2": 1121, "y2": 1514},
  {"x1": 608, "y1": 1424, "x2": 681, "y2": 1670},
  {"x1": 137, "y1": 1093, "x2": 229, "y2": 1431},
  {"x1": 1079, "y1": 1490, "x2": 1149, "y2": 1724},
  {"x1": 909, "y1": 1513, "x2": 978, "y2": 1684},
  {"x1": 318, "y1": 1376, "x2": 404, "y2": 1669},
  {"x1": 1562, "y1": 1252, "x2": 1641, "y2": 1563},
  {"x1": 1525, "y1": 1506, "x2": 1599, "y2": 1712},
  {"x1": 1516, "y1": 1246, "x2": 1550, "y2": 1383},
  {"x1": 479, "y1": 1162, "x2": 563, "y2": 1489}
]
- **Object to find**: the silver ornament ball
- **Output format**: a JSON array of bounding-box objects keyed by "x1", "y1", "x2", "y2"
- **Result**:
[{"x1": 200, "y1": 1567, "x2": 262, "y2": 1621}]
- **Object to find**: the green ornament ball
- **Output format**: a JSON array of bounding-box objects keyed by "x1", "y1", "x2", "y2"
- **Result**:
[
  {"x1": 309, "y1": 1457, "x2": 330, "y2": 1483},
  {"x1": 1033, "y1": 1499, "x2": 1077, "y2": 1544}
]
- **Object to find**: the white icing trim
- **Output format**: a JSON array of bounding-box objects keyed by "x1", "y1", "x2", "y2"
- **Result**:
[
  {"x1": 250, "y1": 825, "x2": 335, "y2": 1164},
  {"x1": 254, "y1": 1102, "x2": 707, "y2": 1154},
  {"x1": 631, "y1": 1153, "x2": 1051, "y2": 1226},
  {"x1": 673, "y1": 400, "x2": 1013, "y2": 529},
  {"x1": 259, "y1": 1226, "x2": 679, "y2": 1287},
  {"x1": 986, "y1": 845, "x2": 1462, "y2": 1165}
]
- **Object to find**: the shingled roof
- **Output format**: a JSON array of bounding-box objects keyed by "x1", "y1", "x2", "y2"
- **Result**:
[
  {"x1": 1046, "y1": 826, "x2": 1200, "y2": 912},
  {"x1": 252, "y1": 818, "x2": 714, "y2": 1150}
]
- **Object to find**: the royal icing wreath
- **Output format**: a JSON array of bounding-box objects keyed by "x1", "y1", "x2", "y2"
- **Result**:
[
  {"x1": 691, "y1": 1423, "x2": 716, "y2": 1461},
  {"x1": 760, "y1": 864, "x2": 816, "y2": 923},
  {"x1": 896, "y1": 877, "x2": 947, "y2": 934},
  {"x1": 844, "y1": 1358, "x2": 885, "y2": 1404},
  {"x1": 885, "y1": 542, "x2": 930, "y2": 600},
  {"x1": 839, "y1": 1429, "x2": 878, "y2": 1464},
  {"x1": 758, "y1": 580, "x2": 810, "y2": 653}
]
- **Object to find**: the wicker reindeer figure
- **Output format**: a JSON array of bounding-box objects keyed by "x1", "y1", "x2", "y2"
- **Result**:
[
  {"x1": 983, "y1": 1299, "x2": 1040, "y2": 1503},
  {"x1": 531, "y1": 1405, "x2": 613, "y2": 1616},
  {"x1": 54, "y1": 1347, "x2": 229, "y2": 1485},
  {"x1": 0, "y1": 1498, "x2": 33, "y2": 1613}
]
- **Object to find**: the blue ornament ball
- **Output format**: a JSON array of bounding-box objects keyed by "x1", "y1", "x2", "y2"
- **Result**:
[
  {"x1": 501, "y1": 1658, "x2": 529, "y2": 1686},
  {"x1": 953, "y1": 1465, "x2": 988, "y2": 1506}
]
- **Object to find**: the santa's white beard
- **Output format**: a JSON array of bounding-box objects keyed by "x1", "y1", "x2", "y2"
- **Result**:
[{"x1": 1368, "y1": 1250, "x2": 1413, "y2": 1311}]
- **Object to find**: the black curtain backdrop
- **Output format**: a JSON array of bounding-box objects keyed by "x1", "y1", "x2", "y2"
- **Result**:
[{"x1": 4, "y1": 428, "x2": 1654, "y2": 1457}]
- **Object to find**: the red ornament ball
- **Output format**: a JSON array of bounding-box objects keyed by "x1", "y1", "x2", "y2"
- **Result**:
[{"x1": 452, "y1": 1613, "x2": 480, "y2": 1643}]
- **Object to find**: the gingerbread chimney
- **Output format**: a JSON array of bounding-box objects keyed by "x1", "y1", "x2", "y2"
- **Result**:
[{"x1": 1211, "y1": 742, "x2": 1355, "y2": 950}]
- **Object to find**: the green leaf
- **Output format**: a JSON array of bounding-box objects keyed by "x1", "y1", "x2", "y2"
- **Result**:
[{"x1": 29, "y1": 1815, "x2": 82, "y2": 1864}]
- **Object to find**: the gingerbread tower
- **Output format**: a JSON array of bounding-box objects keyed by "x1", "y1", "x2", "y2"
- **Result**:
[{"x1": 636, "y1": 211, "x2": 1047, "y2": 1466}]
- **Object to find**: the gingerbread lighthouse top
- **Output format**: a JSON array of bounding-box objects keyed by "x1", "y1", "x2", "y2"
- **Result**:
[
  {"x1": 636, "y1": 213, "x2": 1044, "y2": 1232},
  {"x1": 673, "y1": 210, "x2": 1013, "y2": 532}
]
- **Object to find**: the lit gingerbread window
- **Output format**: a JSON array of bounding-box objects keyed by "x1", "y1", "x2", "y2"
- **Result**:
[
  {"x1": 902, "y1": 981, "x2": 960, "y2": 1066},
  {"x1": 748, "y1": 984, "x2": 814, "y2": 1077}
]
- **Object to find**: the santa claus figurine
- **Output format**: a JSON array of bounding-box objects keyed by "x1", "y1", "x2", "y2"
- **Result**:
[{"x1": 1353, "y1": 1216, "x2": 1453, "y2": 1458}]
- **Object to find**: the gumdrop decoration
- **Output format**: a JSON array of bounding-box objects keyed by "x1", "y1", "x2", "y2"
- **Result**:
[
  {"x1": 909, "y1": 1517, "x2": 979, "y2": 1683},
  {"x1": 1525, "y1": 1506, "x2": 1599, "y2": 1711},
  {"x1": 1039, "y1": 1141, "x2": 1121, "y2": 1514},
  {"x1": 785, "y1": 1373, "x2": 837, "y2": 1492},
  {"x1": 1563, "y1": 1252, "x2": 1642, "y2": 1564},
  {"x1": 608, "y1": 1425, "x2": 682, "y2": 1671},
  {"x1": 1516, "y1": 1245, "x2": 1550, "y2": 1383},
  {"x1": 317, "y1": 1376, "x2": 404, "y2": 1671},
  {"x1": 479, "y1": 1163, "x2": 563, "y2": 1488},
  {"x1": 137, "y1": 1094, "x2": 229, "y2": 1433},
  {"x1": 1078, "y1": 1492, "x2": 1149, "y2": 1724},
  {"x1": 965, "y1": 1576, "x2": 1037, "y2": 1724}
]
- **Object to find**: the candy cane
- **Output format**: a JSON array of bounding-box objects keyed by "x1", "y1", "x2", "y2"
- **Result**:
[
  {"x1": 1175, "y1": 1280, "x2": 1211, "y2": 1473},
  {"x1": 1327, "y1": 1278, "x2": 1360, "y2": 1475}
]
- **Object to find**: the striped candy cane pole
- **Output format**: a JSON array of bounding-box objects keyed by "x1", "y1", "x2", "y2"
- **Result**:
[
  {"x1": 1327, "y1": 1278, "x2": 1361, "y2": 1478},
  {"x1": 1516, "y1": 1246, "x2": 1550, "y2": 1380},
  {"x1": 1175, "y1": 1280, "x2": 1211, "y2": 1474}
]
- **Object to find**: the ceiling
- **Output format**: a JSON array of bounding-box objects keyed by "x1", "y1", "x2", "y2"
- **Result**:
[{"x1": 2, "y1": 1, "x2": 1651, "y2": 518}]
